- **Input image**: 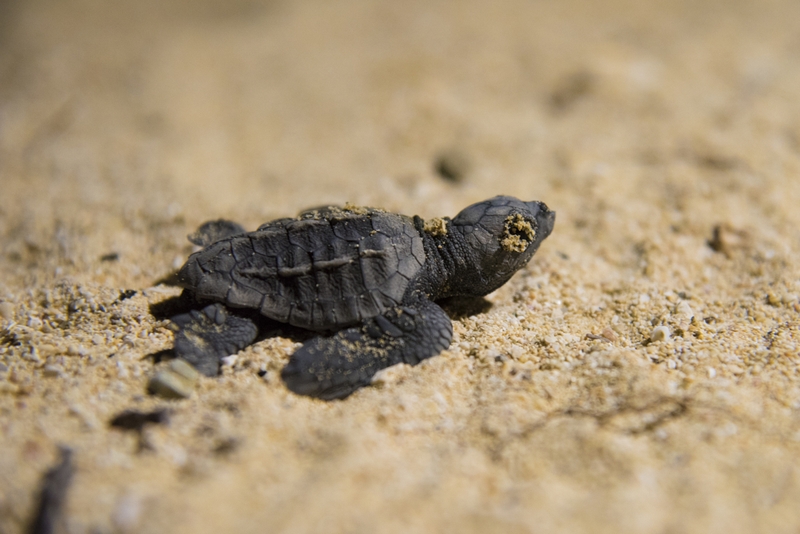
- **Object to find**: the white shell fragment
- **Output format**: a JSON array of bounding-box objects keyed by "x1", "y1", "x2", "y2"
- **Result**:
[
  {"x1": 650, "y1": 326, "x2": 671, "y2": 343},
  {"x1": 147, "y1": 358, "x2": 200, "y2": 399},
  {"x1": 676, "y1": 300, "x2": 694, "y2": 319}
]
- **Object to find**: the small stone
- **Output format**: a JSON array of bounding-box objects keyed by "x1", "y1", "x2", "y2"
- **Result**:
[
  {"x1": 147, "y1": 359, "x2": 199, "y2": 399},
  {"x1": 601, "y1": 328, "x2": 617, "y2": 342},
  {"x1": 110, "y1": 408, "x2": 169, "y2": 431},
  {"x1": 767, "y1": 292, "x2": 780, "y2": 306},
  {"x1": 38, "y1": 344, "x2": 58, "y2": 357},
  {"x1": 220, "y1": 355, "x2": 238, "y2": 368},
  {"x1": 68, "y1": 403, "x2": 99, "y2": 430},
  {"x1": 371, "y1": 363, "x2": 412, "y2": 388},
  {"x1": 676, "y1": 300, "x2": 694, "y2": 319},
  {"x1": 728, "y1": 364, "x2": 744, "y2": 375},
  {"x1": 169, "y1": 358, "x2": 199, "y2": 380},
  {"x1": 0, "y1": 301, "x2": 14, "y2": 320},
  {"x1": 707, "y1": 367, "x2": 717, "y2": 378},
  {"x1": 118, "y1": 289, "x2": 137, "y2": 301},
  {"x1": 112, "y1": 492, "x2": 142, "y2": 532},
  {"x1": 24, "y1": 348, "x2": 42, "y2": 364},
  {"x1": 116, "y1": 361, "x2": 129, "y2": 379},
  {"x1": 434, "y1": 148, "x2": 471, "y2": 183},
  {"x1": 67, "y1": 345, "x2": 86, "y2": 356},
  {"x1": 708, "y1": 224, "x2": 747, "y2": 256},
  {"x1": 650, "y1": 326, "x2": 670, "y2": 343},
  {"x1": 43, "y1": 365, "x2": 64, "y2": 378},
  {"x1": 508, "y1": 344, "x2": 526, "y2": 360},
  {"x1": 0, "y1": 382, "x2": 19, "y2": 394}
]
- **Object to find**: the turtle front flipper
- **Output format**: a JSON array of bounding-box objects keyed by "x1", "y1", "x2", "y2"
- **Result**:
[
  {"x1": 171, "y1": 303, "x2": 258, "y2": 376},
  {"x1": 281, "y1": 298, "x2": 453, "y2": 400}
]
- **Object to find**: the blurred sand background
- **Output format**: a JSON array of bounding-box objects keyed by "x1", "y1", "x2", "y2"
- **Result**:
[{"x1": 2, "y1": 0, "x2": 800, "y2": 532}]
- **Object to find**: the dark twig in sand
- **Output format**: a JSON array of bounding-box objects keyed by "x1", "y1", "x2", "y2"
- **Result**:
[{"x1": 28, "y1": 446, "x2": 74, "y2": 534}]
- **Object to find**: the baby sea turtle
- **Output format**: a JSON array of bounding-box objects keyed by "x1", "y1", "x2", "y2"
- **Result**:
[{"x1": 171, "y1": 196, "x2": 555, "y2": 400}]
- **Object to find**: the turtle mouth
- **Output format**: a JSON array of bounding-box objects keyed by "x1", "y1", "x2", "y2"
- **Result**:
[
  {"x1": 541, "y1": 209, "x2": 556, "y2": 239},
  {"x1": 530, "y1": 202, "x2": 555, "y2": 242}
]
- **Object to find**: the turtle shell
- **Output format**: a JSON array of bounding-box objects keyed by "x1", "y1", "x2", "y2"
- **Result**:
[{"x1": 178, "y1": 207, "x2": 426, "y2": 330}]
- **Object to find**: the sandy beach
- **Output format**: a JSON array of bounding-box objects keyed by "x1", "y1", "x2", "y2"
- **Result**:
[{"x1": 2, "y1": 0, "x2": 800, "y2": 532}]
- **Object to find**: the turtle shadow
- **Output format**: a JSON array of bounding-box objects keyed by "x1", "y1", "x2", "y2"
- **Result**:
[
  {"x1": 437, "y1": 296, "x2": 493, "y2": 320},
  {"x1": 153, "y1": 270, "x2": 182, "y2": 287},
  {"x1": 147, "y1": 290, "x2": 195, "y2": 320}
]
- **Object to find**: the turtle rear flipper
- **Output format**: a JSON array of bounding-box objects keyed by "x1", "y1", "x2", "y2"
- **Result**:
[
  {"x1": 281, "y1": 298, "x2": 453, "y2": 400},
  {"x1": 187, "y1": 219, "x2": 246, "y2": 247},
  {"x1": 171, "y1": 303, "x2": 258, "y2": 376}
]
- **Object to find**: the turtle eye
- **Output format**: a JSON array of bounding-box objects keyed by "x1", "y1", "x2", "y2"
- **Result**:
[{"x1": 500, "y1": 213, "x2": 536, "y2": 253}]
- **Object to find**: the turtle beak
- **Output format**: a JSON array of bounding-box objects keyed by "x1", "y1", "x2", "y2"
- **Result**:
[
  {"x1": 176, "y1": 256, "x2": 201, "y2": 289},
  {"x1": 528, "y1": 201, "x2": 555, "y2": 241},
  {"x1": 542, "y1": 208, "x2": 556, "y2": 239}
]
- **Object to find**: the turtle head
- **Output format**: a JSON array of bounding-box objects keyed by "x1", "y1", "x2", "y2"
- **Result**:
[{"x1": 449, "y1": 196, "x2": 555, "y2": 296}]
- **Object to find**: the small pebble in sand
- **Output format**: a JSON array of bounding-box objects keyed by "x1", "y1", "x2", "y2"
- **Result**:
[
  {"x1": 110, "y1": 408, "x2": 169, "y2": 431},
  {"x1": 0, "y1": 301, "x2": 14, "y2": 320},
  {"x1": 112, "y1": 492, "x2": 143, "y2": 532},
  {"x1": 601, "y1": 328, "x2": 617, "y2": 342},
  {"x1": 0, "y1": 382, "x2": 19, "y2": 394},
  {"x1": 434, "y1": 148, "x2": 471, "y2": 183},
  {"x1": 23, "y1": 346, "x2": 41, "y2": 363},
  {"x1": 220, "y1": 355, "x2": 238, "y2": 368},
  {"x1": 67, "y1": 345, "x2": 87, "y2": 357},
  {"x1": 676, "y1": 300, "x2": 694, "y2": 318},
  {"x1": 147, "y1": 359, "x2": 199, "y2": 399},
  {"x1": 708, "y1": 224, "x2": 748, "y2": 257},
  {"x1": 371, "y1": 363, "x2": 412, "y2": 388},
  {"x1": 43, "y1": 365, "x2": 64, "y2": 378},
  {"x1": 650, "y1": 326, "x2": 670, "y2": 343}
]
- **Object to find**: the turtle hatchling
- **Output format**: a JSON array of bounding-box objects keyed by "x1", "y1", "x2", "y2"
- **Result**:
[{"x1": 171, "y1": 196, "x2": 555, "y2": 400}]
